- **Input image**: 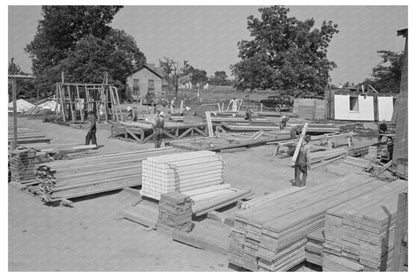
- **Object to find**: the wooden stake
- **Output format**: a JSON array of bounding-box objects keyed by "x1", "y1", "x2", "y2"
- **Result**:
[
  {"x1": 291, "y1": 123, "x2": 308, "y2": 167},
  {"x1": 205, "y1": 111, "x2": 214, "y2": 137}
]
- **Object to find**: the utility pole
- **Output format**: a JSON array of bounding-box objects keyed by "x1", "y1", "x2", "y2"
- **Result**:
[{"x1": 8, "y1": 74, "x2": 35, "y2": 150}]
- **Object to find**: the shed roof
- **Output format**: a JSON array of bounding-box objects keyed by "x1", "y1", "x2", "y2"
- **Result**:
[{"x1": 128, "y1": 64, "x2": 164, "y2": 79}]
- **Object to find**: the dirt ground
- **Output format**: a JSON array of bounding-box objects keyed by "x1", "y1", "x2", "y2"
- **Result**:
[{"x1": 8, "y1": 116, "x2": 377, "y2": 271}]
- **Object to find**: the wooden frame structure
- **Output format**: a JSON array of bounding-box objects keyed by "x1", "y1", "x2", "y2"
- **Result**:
[
  {"x1": 110, "y1": 122, "x2": 208, "y2": 144},
  {"x1": 55, "y1": 73, "x2": 123, "y2": 123}
]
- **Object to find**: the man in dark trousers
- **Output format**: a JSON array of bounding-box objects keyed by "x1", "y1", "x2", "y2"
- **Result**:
[
  {"x1": 152, "y1": 111, "x2": 165, "y2": 148},
  {"x1": 378, "y1": 120, "x2": 388, "y2": 143},
  {"x1": 244, "y1": 109, "x2": 254, "y2": 122},
  {"x1": 85, "y1": 110, "x2": 97, "y2": 145},
  {"x1": 294, "y1": 135, "x2": 311, "y2": 187}
]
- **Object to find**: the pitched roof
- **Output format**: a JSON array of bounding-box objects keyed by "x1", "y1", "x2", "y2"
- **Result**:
[{"x1": 128, "y1": 64, "x2": 164, "y2": 79}]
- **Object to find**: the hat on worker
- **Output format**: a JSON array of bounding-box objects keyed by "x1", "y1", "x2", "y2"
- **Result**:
[
  {"x1": 127, "y1": 106, "x2": 132, "y2": 112},
  {"x1": 159, "y1": 111, "x2": 165, "y2": 117}
]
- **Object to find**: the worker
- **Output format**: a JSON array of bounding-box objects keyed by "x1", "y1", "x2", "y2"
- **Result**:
[
  {"x1": 152, "y1": 111, "x2": 165, "y2": 148},
  {"x1": 280, "y1": 114, "x2": 289, "y2": 129},
  {"x1": 294, "y1": 135, "x2": 311, "y2": 187},
  {"x1": 229, "y1": 97, "x2": 238, "y2": 112},
  {"x1": 378, "y1": 120, "x2": 388, "y2": 143},
  {"x1": 287, "y1": 125, "x2": 303, "y2": 156},
  {"x1": 127, "y1": 106, "x2": 138, "y2": 122},
  {"x1": 85, "y1": 110, "x2": 97, "y2": 145},
  {"x1": 244, "y1": 109, "x2": 254, "y2": 122}
]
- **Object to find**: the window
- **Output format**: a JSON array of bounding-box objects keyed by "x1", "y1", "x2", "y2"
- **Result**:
[
  {"x1": 133, "y1": 79, "x2": 139, "y2": 95},
  {"x1": 349, "y1": 96, "x2": 359, "y2": 112},
  {"x1": 148, "y1": 79, "x2": 155, "y2": 91}
]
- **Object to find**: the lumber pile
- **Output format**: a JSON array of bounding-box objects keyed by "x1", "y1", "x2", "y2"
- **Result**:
[
  {"x1": 240, "y1": 186, "x2": 306, "y2": 210},
  {"x1": 9, "y1": 148, "x2": 37, "y2": 182},
  {"x1": 141, "y1": 151, "x2": 252, "y2": 215},
  {"x1": 31, "y1": 147, "x2": 182, "y2": 202},
  {"x1": 157, "y1": 192, "x2": 193, "y2": 233},
  {"x1": 8, "y1": 127, "x2": 51, "y2": 145},
  {"x1": 310, "y1": 148, "x2": 346, "y2": 164},
  {"x1": 323, "y1": 179, "x2": 408, "y2": 271},
  {"x1": 293, "y1": 98, "x2": 326, "y2": 120},
  {"x1": 395, "y1": 158, "x2": 408, "y2": 180},
  {"x1": 229, "y1": 173, "x2": 387, "y2": 271},
  {"x1": 305, "y1": 228, "x2": 325, "y2": 267}
]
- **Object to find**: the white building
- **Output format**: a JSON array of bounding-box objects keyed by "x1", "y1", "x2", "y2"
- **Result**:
[{"x1": 328, "y1": 90, "x2": 396, "y2": 121}]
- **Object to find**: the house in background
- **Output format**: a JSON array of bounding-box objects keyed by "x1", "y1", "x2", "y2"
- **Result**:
[
  {"x1": 327, "y1": 86, "x2": 396, "y2": 122},
  {"x1": 126, "y1": 64, "x2": 164, "y2": 102}
]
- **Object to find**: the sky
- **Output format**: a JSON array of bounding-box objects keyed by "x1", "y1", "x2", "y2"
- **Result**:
[{"x1": 8, "y1": 5, "x2": 407, "y2": 85}]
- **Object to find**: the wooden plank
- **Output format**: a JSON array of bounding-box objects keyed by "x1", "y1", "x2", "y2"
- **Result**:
[
  {"x1": 205, "y1": 111, "x2": 214, "y2": 137},
  {"x1": 290, "y1": 123, "x2": 308, "y2": 167},
  {"x1": 391, "y1": 192, "x2": 408, "y2": 271}
]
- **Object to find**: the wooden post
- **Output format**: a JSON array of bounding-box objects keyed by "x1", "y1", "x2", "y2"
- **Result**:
[
  {"x1": 12, "y1": 78, "x2": 18, "y2": 150},
  {"x1": 67, "y1": 85, "x2": 75, "y2": 123},
  {"x1": 205, "y1": 111, "x2": 214, "y2": 137},
  {"x1": 180, "y1": 100, "x2": 184, "y2": 114},
  {"x1": 76, "y1": 85, "x2": 84, "y2": 122},
  {"x1": 391, "y1": 192, "x2": 408, "y2": 271},
  {"x1": 58, "y1": 84, "x2": 66, "y2": 122},
  {"x1": 291, "y1": 123, "x2": 308, "y2": 167}
]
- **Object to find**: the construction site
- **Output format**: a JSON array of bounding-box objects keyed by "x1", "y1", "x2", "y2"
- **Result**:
[{"x1": 7, "y1": 5, "x2": 408, "y2": 273}]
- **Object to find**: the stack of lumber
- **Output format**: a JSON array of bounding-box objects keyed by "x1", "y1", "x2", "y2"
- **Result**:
[
  {"x1": 9, "y1": 148, "x2": 37, "y2": 182},
  {"x1": 31, "y1": 147, "x2": 182, "y2": 202},
  {"x1": 141, "y1": 151, "x2": 225, "y2": 200},
  {"x1": 141, "y1": 151, "x2": 252, "y2": 215},
  {"x1": 229, "y1": 173, "x2": 387, "y2": 271},
  {"x1": 322, "y1": 156, "x2": 371, "y2": 176},
  {"x1": 240, "y1": 186, "x2": 306, "y2": 210},
  {"x1": 395, "y1": 158, "x2": 408, "y2": 180},
  {"x1": 157, "y1": 192, "x2": 193, "y2": 233},
  {"x1": 323, "y1": 179, "x2": 408, "y2": 272},
  {"x1": 8, "y1": 127, "x2": 51, "y2": 145},
  {"x1": 305, "y1": 228, "x2": 325, "y2": 267},
  {"x1": 293, "y1": 98, "x2": 327, "y2": 120},
  {"x1": 310, "y1": 148, "x2": 346, "y2": 164}
]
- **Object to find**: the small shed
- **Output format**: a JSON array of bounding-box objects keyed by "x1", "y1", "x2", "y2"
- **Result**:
[
  {"x1": 126, "y1": 64, "x2": 164, "y2": 101},
  {"x1": 327, "y1": 87, "x2": 396, "y2": 122}
]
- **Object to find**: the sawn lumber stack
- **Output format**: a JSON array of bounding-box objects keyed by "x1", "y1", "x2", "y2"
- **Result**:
[
  {"x1": 323, "y1": 179, "x2": 408, "y2": 271},
  {"x1": 33, "y1": 147, "x2": 183, "y2": 202},
  {"x1": 229, "y1": 173, "x2": 387, "y2": 271},
  {"x1": 141, "y1": 151, "x2": 251, "y2": 215}
]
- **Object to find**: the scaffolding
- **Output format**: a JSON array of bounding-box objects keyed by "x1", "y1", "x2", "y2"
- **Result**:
[{"x1": 55, "y1": 73, "x2": 123, "y2": 123}]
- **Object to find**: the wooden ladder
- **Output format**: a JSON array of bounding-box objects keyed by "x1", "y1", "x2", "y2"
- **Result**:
[{"x1": 109, "y1": 86, "x2": 123, "y2": 122}]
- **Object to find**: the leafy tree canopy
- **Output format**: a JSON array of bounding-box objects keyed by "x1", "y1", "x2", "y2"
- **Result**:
[
  {"x1": 231, "y1": 5, "x2": 338, "y2": 95},
  {"x1": 25, "y1": 6, "x2": 146, "y2": 98},
  {"x1": 362, "y1": 50, "x2": 403, "y2": 94}
]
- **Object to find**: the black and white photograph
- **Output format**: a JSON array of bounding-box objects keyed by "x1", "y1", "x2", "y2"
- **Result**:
[{"x1": 6, "y1": 1, "x2": 410, "y2": 273}]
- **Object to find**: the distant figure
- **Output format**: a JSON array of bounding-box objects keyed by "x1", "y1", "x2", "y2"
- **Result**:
[
  {"x1": 85, "y1": 110, "x2": 97, "y2": 145},
  {"x1": 127, "y1": 106, "x2": 138, "y2": 122},
  {"x1": 152, "y1": 111, "x2": 166, "y2": 148},
  {"x1": 280, "y1": 114, "x2": 289, "y2": 129},
  {"x1": 229, "y1": 98, "x2": 238, "y2": 112},
  {"x1": 378, "y1": 120, "x2": 388, "y2": 143},
  {"x1": 290, "y1": 125, "x2": 303, "y2": 139},
  {"x1": 294, "y1": 135, "x2": 311, "y2": 187},
  {"x1": 245, "y1": 109, "x2": 254, "y2": 123}
]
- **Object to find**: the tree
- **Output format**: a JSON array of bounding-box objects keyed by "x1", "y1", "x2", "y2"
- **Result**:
[
  {"x1": 159, "y1": 57, "x2": 181, "y2": 95},
  {"x1": 25, "y1": 6, "x2": 145, "y2": 98},
  {"x1": 231, "y1": 6, "x2": 338, "y2": 95},
  {"x1": 209, "y1": 71, "x2": 228, "y2": 85},
  {"x1": 362, "y1": 50, "x2": 403, "y2": 94}
]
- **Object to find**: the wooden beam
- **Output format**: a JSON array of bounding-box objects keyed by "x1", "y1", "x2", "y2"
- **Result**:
[
  {"x1": 205, "y1": 111, "x2": 214, "y2": 137},
  {"x1": 291, "y1": 123, "x2": 308, "y2": 167},
  {"x1": 11, "y1": 78, "x2": 17, "y2": 150}
]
